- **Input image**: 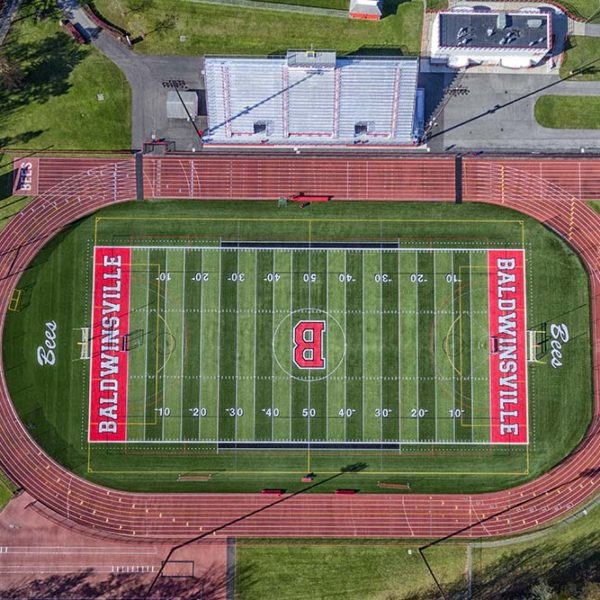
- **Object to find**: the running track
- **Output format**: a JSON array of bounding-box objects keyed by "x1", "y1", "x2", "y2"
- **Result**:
[{"x1": 1, "y1": 154, "x2": 600, "y2": 541}]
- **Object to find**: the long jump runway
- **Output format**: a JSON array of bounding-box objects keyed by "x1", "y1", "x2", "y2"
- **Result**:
[{"x1": 1, "y1": 153, "x2": 600, "y2": 540}]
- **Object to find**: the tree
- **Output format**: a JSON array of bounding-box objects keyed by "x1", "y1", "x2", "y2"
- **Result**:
[
  {"x1": 0, "y1": 56, "x2": 24, "y2": 90},
  {"x1": 126, "y1": 0, "x2": 155, "y2": 13},
  {"x1": 527, "y1": 579, "x2": 555, "y2": 600}
]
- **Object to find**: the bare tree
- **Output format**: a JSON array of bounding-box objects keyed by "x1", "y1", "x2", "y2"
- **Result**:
[{"x1": 0, "y1": 56, "x2": 24, "y2": 90}]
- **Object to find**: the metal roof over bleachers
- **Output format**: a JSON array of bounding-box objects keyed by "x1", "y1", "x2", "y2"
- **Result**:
[{"x1": 203, "y1": 51, "x2": 420, "y2": 146}]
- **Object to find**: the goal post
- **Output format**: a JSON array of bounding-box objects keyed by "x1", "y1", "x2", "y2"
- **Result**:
[{"x1": 527, "y1": 323, "x2": 548, "y2": 363}]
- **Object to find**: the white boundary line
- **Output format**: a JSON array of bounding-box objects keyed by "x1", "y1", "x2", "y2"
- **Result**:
[
  {"x1": 397, "y1": 247, "x2": 402, "y2": 453},
  {"x1": 113, "y1": 439, "x2": 528, "y2": 445},
  {"x1": 433, "y1": 251, "x2": 438, "y2": 443},
  {"x1": 253, "y1": 251, "x2": 259, "y2": 440},
  {"x1": 143, "y1": 248, "x2": 151, "y2": 442},
  {"x1": 197, "y1": 250, "x2": 204, "y2": 441},
  {"x1": 216, "y1": 245, "x2": 222, "y2": 452},
  {"x1": 90, "y1": 244, "x2": 529, "y2": 448},
  {"x1": 161, "y1": 252, "x2": 168, "y2": 441},
  {"x1": 179, "y1": 249, "x2": 187, "y2": 440},
  {"x1": 469, "y1": 250, "x2": 475, "y2": 443},
  {"x1": 415, "y1": 251, "x2": 420, "y2": 441},
  {"x1": 100, "y1": 245, "x2": 494, "y2": 253}
]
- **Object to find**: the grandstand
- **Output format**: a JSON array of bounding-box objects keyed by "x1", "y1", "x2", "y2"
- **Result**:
[{"x1": 203, "y1": 51, "x2": 423, "y2": 146}]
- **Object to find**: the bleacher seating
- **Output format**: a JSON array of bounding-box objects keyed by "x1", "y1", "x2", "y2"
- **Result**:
[{"x1": 204, "y1": 53, "x2": 420, "y2": 146}]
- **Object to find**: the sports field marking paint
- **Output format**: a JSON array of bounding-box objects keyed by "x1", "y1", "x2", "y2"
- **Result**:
[
  {"x1": 415, "y1": 252, "x2": 420, "y2": 441},
  {"x1": 142, "y1": 251, "x2": 151, "y2": 440},
  {"x1": 398, "y1": 246, "x2": 402, "y2": 452},
  {"x1": 469, "y1": 252, "x2": 474, "y2": 442},
  {"x1": 88, "y1": 247, "x2": 131, "y2": 442},
  {"x1": 179, "y1": 250, "x2": 187, "y2": 441},
  {"x1": 451, "y1": 252, "x2": 456, "y2": 443},
  {"x1": 487, "y1": 249, "x2": 528, "y2": 444},
  {"x1": 12, "y1": 157, "x2": 39, "y2": 196},
  {"x1": 433, "y1": 252, "x2": 438, "y2": 442},
  {"x1": 89, "y1": 244, "x2": 528, "y2": 448}
]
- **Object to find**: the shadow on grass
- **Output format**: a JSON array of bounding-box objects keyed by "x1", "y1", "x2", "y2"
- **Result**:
[
  {"x1": 0, "y1": 4, "x2": 88, "y2": 139},
  {"x1": 381, "y1": 0, "x2": 413, "y2": 18},
  {"x1": 410, "y1": 529, "x2": 600, "y2": 599},
  {"x1": 344, "y1": 45, "x2": 406, "y2": 56}
]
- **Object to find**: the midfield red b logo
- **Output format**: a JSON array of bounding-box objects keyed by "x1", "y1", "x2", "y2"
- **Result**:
[{"x1": 293, "y1": 321, "x2": 326, "y2": 369}]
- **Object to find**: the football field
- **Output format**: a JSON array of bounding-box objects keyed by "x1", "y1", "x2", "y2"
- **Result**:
[{"x1": 89, "y1": 243, "x2": 526, "y2": 447}]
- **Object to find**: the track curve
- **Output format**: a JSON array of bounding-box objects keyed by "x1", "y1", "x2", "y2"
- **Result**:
[{"x1": 0, "y1": 156, "x2": 598, "y2": 541}]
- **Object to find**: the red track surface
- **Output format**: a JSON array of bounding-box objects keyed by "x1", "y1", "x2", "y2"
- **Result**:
[
  {"x1": 142, "y1": 155, "x2": 456, "y2": 201},
  {"x1": 0, "y1": 154, "x2": 599, "y2": 541}
]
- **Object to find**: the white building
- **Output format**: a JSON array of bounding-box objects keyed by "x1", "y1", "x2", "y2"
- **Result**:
[
  {"x1": 430, "y1": 8, "x2": 552, "y2": 69},
  {"x1": 203, "y1": 51, "x2": 423, "y2": 146}
]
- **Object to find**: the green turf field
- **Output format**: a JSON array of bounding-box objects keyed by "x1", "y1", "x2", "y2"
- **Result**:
[
  {"x1": 118, "y1": 245, "x2": 494, "y2": 446},
  {"x1": 3, "y1": 200, "x2": 592, "y2": 493}
]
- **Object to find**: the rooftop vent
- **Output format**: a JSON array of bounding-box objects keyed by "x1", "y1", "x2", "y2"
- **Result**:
[{"x1": 526, "y1": 18, "x2": 544, "y2": 28}]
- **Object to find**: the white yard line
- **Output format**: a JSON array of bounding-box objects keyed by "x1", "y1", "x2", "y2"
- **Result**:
[
  {"x1": 325, "y1": 250, "x2": 329, "y2": 441},
  {"x1": 197, "y1": 251, "x2": 204, "y2": 441},
  {"x1": 161, "y1": 252, "x2": 169, "y2": 441},
  {"x1": 179, "y1": 249, "x2": 187, "y2": 440},
  {"x1": 270, "y1": 250, "x2": 277, "y2": 440},
  {"x1": 451, "y1": 252, "x2": 456, "y2": 443},
  {"x1": 415, "y1": 251, "x2": 420, "y2": 441},
  {"x1": 380, "y1": 251, "x2": 384, "y2": 445},
  {"x1": 433, "y1": 251, "x2": 438, "y2": 443},
  {"x1": 398, "y1": 246, "x2": 402, "y2": 452},
  {"x1": 254, "y1": 251, "x2": 259, "y2": 441},
  {"x1": 216, "y1": 245, "x2": 222, "y2": 451},
  {"x1": 469, "y1": 251, "x2": 474, "y2": 442},
  {"x1": 234, "y1": 250, "x2": 240, "y2": 443},
  {"x1": 361, "y1": 251, "x2": 365, "y2": 442},
  {"x1": 289, "y1": 250, "x2": 294, "y2": 442},
  {"x1": 344, "y1": 251, "x2": 348, "y2": 442},
  {"x1": 143, "y1": 249, "x2": 151, "y2": 442},
  {"x1": 307, "y1": 248, "x2": 312, "y2": 444}
]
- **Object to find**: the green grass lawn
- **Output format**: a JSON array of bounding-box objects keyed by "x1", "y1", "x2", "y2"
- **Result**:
[
  {"x1": 534, "y1": 95, "x2": 600, "y2": 129},
  {"x1": 557, "y1": 0, "x2": 600, "y2": 21},
  {"x1": 560, "y1": 36, "x2": 600, "y2": 81},
  {"x1": 469, "y1": 501, "x2": 600, "y2": 598},
  {"x1": 251, "y1": 0, "x2": 348, "y2": 9},
  {"x1": 235, "y1": 498, "x2": 600, "y2": 599},
  {"x1": 236, "y1": 539, "x2": 467, "y2": 599},
  {"x1": 91, "y1": 0, "x2": 423, "y2": 55},
  {"x1": 0, "y1": 473, "x2": 16, "y2": 512},
  {"x1": 0, "y1": 0, "x2": 131, "y2": 151},
  {"x1": 3, "y1": 200, "x2": 592, "y2": 494}
]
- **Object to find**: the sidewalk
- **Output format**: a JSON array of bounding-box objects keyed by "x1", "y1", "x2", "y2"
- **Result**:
[{"x1": 0, "y1": 0, "x2": 21, "y2": 47}]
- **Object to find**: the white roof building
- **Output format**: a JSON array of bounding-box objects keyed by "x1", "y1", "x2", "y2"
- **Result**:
[
  {"x1": 431, "y1": 8, "x2": 552, "y2": 69},
  {"x1": 203, "y1": 51, "x2": 422, "y2": 146}
]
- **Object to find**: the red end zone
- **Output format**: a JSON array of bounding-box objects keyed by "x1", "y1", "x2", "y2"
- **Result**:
[
  {"x1": 488, "y1": 249, "x2": 528, "y2": 444},
  {"x1": 88, "y1": 247, "x2": 131, "y2": 442}
]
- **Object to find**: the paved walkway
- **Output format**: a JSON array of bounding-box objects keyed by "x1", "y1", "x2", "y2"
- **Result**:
[
  {"x1": 584, "y1": 22, "x2": 600, "y2": 36},
  {"x1": 428, "y1": 73, "x2": 600, "y2": 152},
  {"x1": 0, "y1": 0, "x2": 21, "y2": 47},
  {"x1": 71, "y1": 4, "x2": 204, "y2": 149}
]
